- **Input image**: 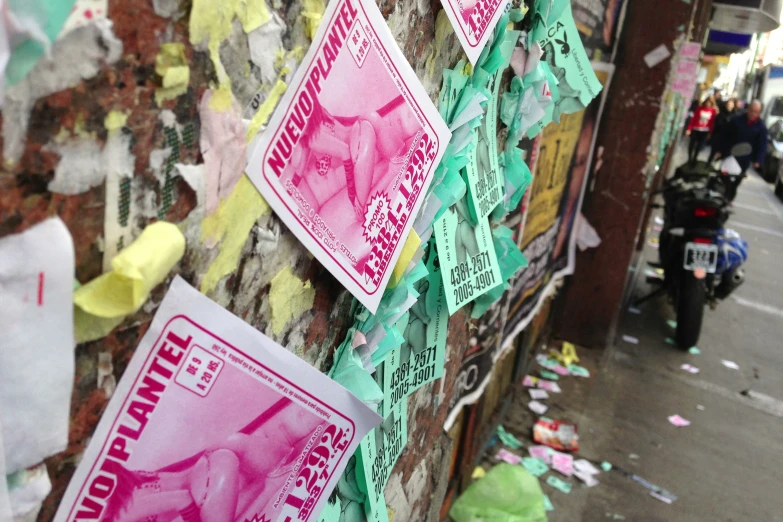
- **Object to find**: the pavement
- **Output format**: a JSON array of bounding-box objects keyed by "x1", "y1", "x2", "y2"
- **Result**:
[{"x1": 478, "y1": 150, "x2": 783, "y2": 521}]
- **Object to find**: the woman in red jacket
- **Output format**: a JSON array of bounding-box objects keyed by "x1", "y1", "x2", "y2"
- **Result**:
[{"x1": 685, "y1": 96, "x2": 718, "y2": 164}]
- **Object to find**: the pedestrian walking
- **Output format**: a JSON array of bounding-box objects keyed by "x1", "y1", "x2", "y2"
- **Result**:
[
  {"x1": 685, "y1": 96, "x2": 717, "y2": 164},
  {"x1": 716, "y1": 99, "x2": 768, "y2": 201},
  {"x1": 708, "y1": 98, "x2": 736, "y2": 162}
]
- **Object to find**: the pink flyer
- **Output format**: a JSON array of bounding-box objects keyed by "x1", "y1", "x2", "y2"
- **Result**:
[
  {"x1": 55, "y1": 277, "x2": 381, "y2": 522},
  {"x1": 246, "y1": 0, "x2": 450, "y2": 313},
  {"x1": 440, "y1": 0, "x2": 509, "y2": 64}
]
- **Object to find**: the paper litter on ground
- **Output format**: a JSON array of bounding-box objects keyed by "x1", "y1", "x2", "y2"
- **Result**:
[{"x1": 668, "y1": 414, "x2": 690, "y2": 427}]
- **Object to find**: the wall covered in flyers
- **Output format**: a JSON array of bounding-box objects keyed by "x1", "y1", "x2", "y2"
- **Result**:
[
  {"x1": 503, "y1": 62, "x2": 615, "y2": 348},
  {"x1": 0, "y1": 0, "x2": 625, "y2": 519}
]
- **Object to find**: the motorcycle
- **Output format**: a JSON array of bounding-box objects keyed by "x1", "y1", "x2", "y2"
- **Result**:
[{"x1": 639, "y1": 153, "x2": 749, "y2": 349}]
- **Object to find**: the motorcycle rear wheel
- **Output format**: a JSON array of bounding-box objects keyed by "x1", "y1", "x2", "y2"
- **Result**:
[{"x1": 676, "y1": 273, "x2": 705, "y2": 349}]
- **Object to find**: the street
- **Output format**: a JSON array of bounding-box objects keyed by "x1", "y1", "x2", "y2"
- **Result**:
[{"x1": 486, "y1": 162, "x2": 783, "y2": 521}]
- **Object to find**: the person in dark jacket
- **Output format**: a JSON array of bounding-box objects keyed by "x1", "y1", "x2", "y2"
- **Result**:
[
  {"x1": 716, "y1": 100, "x2": 768, "y2": 200},
  {"x1": 708, "y1": 98, "x2": 736, "y2": 162}
]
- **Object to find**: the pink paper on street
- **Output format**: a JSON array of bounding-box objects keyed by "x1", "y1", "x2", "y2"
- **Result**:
[
  {"x1": 246, "y1": 0, "x2": 450, "y2": 313},
  {"x1": 55, "y1": 277, "x2": 381, "y2": 522},
  {"x1": 440, "y1": 0, "x2": 508, "y2": 64},
  {"x1": 496, "y1": 449, "x2": 523, "y2": 465},
  {"x1": 551, "y1": 451, "x2": 574, "y2": 476},
  {"x1": 528, "y1": 445, "x2": 552, "y2": 464}
]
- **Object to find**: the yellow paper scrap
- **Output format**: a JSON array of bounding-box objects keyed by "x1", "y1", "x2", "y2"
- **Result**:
[
  {"x1": 426, "y1": 10, "x2": 454, "y2": 77},
  {"x1": 155, "y1": 43, "x2": 190, "y2": 105},
  {"x1": 200, "y1": 175, "x2": 270, "y2": 294},
  {"x1": 472, "y1": 466, "x2": 486, "y2": 479},
  {"x1": 387, "y1": 230, "x2": 422, "y2": 289},
  {"x1": 301, "y1": 0, "x2": 325, "y2": 40},
  {"x1": 74, "y1": 222, "x2": 186, "y2": 318},
  {"x1": 104, "y1": 111, "x2": 128, "y2": 132},
  {"x1": 246, "y1": 79, "x2": 287, "y2": 141},
  {"x1": 190, "y1": 0, "x2": 271, "y2": 109},
  {"x1": 550, "y1": 341, "x2": 579, "y2": 367},
  {"x1": 268, "y1": 266, "x2": 316, "y2": 335}
]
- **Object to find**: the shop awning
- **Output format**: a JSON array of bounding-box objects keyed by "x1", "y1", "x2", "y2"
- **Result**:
[
  {"x1": 711, "y1": 0, "x2": 782, "y2": 34},
  {"x1": 704, "y1": 29, "x2": 754, "y2": 54}
]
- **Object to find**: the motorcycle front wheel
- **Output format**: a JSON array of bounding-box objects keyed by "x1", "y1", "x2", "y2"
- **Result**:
[{"x1": 675, "y1": 272, "x2": 705, "y2": 349}]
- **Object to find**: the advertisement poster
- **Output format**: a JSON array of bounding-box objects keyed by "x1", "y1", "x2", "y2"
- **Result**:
[
  {"x1": 247, "y1": 0, "x2": 451, "y2": 313},
  {"x1": 527, "y1": 0, "x2": 604, "y2": 137},
  {"x1": 435, "y1": 204, "x2": 503, "y2": 314},
  {"x1": 440, "y1": 0, "x2": 509, "y2": 65},
  {"x1": 572, "y1": 0, "x2": 625, "y2": 58},
  {"x1": 503, "y1": 62, "x2": 614, "y2": 349},
  {"x1": 56, "y1": 277, "x2": 381, "y2": 522},
  {"x1": 382, "y1": 245, "x2": 448, "y2": 419},
  {"x1": 443, "y1": 291, "x2": 509, "y2": 431}
]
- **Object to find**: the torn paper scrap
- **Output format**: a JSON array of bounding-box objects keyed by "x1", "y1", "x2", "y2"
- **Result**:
[
  {"x1": 721, "y1": 360, "x2": 740, "y2": 370},
  {"x1": 622, "y1": 335, "x2": 639, "y2": 344},
  {"x1": 522, "y1": 457, "x2": 549, "y2": 477},
  {"x1": 4, "y1": 0, "x2": 76, "y2": 88},
  {"x1": 496, "y1": 449, "x2": 523, "y2": 465},
  {"x1": 529, "y1": 388, "x2": 549, "y2": 400},
  {"x1": 268, "y1": 265, "x2": 315, "y2": 335},
  {"x1": 643, "y1": 44, "x2": 671, "y2": 68},
  {"x1": 528, "y1": 445, "x2": 553, "y2": 465},
  {"x1": 7, "y1": 463, "x2": 52, "y2": 520},
  {"x1": 440, "y1": 0, "x2": 509, "y2": 64},
  {"x1": 523, "y1": 375, "x2": 539, "y2": 387},
  {"x1": 74, "y1": 221, "x2": 185, "y2": 319},
  {"x1": 55, "y1": 276, "x2": 382, "y2": 522},
  {"x1": 680, "y1": 364, "x2": 699, "y2": 374},
  {"x1": 529, "y1": 400, "x2": 548, "y2": 415},
  {"x1": 546, "y1": 475, "x2": 572, "y2": 494},
  {"x1": 573, "y1": 459, "x2": 600, "y2": 476},
  {"x1": 0, "y1": 218, "x2": 74, "y2": 473},
  {"x1": 155, "y1": 42, "x2": 190, "y2": 104},
  {"x1": 538, "y1": 380, "x2": 561, "y2": 393},
  {"x1": 576, "y1": 213, "x2": 601, "y2": 251},
  {"x1": 668, "y1": 414, "x2": 690, "y2": 427},
  {"x1": 574, "y1": 470, "x2": 599, "y2": 487},
  {"x1": 246, "y1": 0, "x2": 450, "y2": 313},
  {"x1": 200, "y1": 89, "x2": 247, "y2": 214},
  {"x1": 551, "y1": 451, "x2": 574, "y2": 476}
]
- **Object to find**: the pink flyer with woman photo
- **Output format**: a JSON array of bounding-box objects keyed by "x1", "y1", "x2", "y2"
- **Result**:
[
  {"x1": 246, "y1": 0, "x2": 450, "y2": 314},
  {"x1": 55, "y1": 277, "x2": 382, "y2": 522}
]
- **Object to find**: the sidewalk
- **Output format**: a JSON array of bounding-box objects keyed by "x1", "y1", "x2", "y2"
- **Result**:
[{"x1": 469, "y1": 152, "x2": 783, "y2": 521}]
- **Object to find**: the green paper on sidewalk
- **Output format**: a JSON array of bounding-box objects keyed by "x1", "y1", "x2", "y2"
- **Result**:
[{"x1": 498, "y1": 425, "x2": 524, "y2": 449}]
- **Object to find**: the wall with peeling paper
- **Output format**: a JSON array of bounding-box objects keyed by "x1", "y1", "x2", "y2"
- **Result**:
[{"x1": 0, "y1": 0, "x2": 475, "y2": 519}]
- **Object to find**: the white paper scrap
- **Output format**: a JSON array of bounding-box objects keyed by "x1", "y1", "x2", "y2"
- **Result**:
[
  {"x1": 721, "y1": 360, "x2": 740, "y2": 370},
  {"x1": 644, "y1": 44, "x2": 671, "y2": 68},
  {"x1": 246, "y1": 0, "x2": 451, "y2": 313},
  {"x1": 622, "y1": 335, "x2": 639, "y2": 344},
  {"x1": 529, "y1": 388, "x2": 549, "y2": 400},
  {"x1": 55, "y1": 276, "x2": 382, "y2": 522},
  {"x1": 0, "y1": 218, "x2": 75, "y2": 474},
  {"x1": 529, "y1": 400, "x2": 549, "y2": 415},
  {"x1": 574, "y1": 469, "x2": 599, "y2": 487},
  {"x1": 573, "y1": 459, "x2": 600, "y2": 476}
]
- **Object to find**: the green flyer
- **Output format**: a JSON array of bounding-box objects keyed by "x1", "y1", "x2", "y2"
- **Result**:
[
  {"x1": 465, "y1": 32, "x2": 517, "y2": 221},
  {"x1": 382, "y1": 245, "x2": 449, "y2": 418},
  {"x1": 530, "y1": 0, "x2": 602, "y2": 127},
  {"x1": 434, "y1": 201, "x2": 503, "y2": 315},
  {"x1": 358, "y1": 399, "x2": 408, "y2": 522}
]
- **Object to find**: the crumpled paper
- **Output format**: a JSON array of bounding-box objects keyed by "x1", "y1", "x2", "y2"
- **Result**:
[{"x1": 74, "y1": 221, "x2": 185, "y2": 342}]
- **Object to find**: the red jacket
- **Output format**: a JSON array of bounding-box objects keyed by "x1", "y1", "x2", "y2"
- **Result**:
[{"x1": 688, "y1": 106, "x2": 717, "y2": 133}]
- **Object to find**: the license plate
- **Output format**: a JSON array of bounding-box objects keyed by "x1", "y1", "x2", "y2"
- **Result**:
[{"x1": 684, "y1": 242, "x2": 718, "y2": 273}]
